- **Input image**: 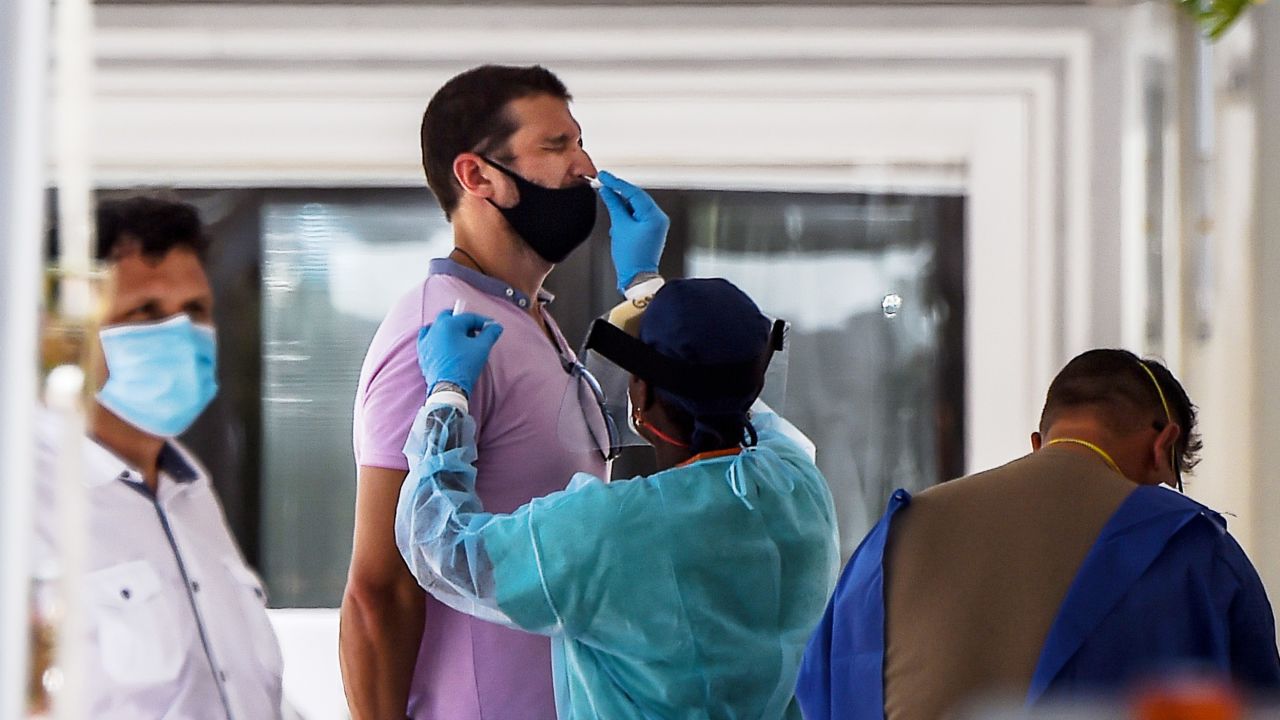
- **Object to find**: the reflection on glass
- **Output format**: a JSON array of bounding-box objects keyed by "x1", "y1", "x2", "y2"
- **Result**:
[
  {"x1": 260, "y1": 195, "x2": 450, "y2": 606},
  {"x1": 685, "y1": 193, "x2": 965, "y2": 558}
]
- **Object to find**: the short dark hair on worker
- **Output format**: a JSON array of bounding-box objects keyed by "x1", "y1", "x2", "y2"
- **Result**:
[
  {"x1": 420, "y1": 64, "x2": 571, "y2": 220},
  {"x1": 96, "y1": 196, "x2": 208, "y2": 263},
  {"x1": 655, "y1": 394, "x2": 753, "y2": 456},
  {"x1": 1039, "y1": 348, "x2": 1202, "y2": 473}
]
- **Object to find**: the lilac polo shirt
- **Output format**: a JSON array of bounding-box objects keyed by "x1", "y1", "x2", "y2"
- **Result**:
[{"x1": 353, "y1": 258, "x2": 608, "y2": 720}]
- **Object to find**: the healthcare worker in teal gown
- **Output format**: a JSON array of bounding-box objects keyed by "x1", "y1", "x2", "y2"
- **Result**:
[{"x1": 394, "y1": 276, "x2": 840, "y2": 720}]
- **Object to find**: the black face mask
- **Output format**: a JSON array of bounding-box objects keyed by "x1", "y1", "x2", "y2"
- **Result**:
[{"x1": 482, "y1": 157, "x2": 598, "y2": 264}]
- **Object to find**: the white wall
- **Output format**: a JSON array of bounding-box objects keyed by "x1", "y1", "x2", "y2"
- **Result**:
[
  {"x1": 1252, "y1": 0, "x2": 1280, "y2": 611},
  {"x1": 269, "y1": 609, "x2": 344, "y2": 720},
  {"x1": 0, "y1": 2, "x2": 49, "y2": 717},
  {"x1": 1165, "y1": 8, "x2": 1279, "y2": 604}
]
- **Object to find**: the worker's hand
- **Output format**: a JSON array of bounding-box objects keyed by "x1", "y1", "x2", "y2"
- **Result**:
[
  {"x1": 597, "y1": 171, "x2": 669, "y2": 295},
  {"x1": 416, "y1": 310, "x2": 503, "y2": 396}
]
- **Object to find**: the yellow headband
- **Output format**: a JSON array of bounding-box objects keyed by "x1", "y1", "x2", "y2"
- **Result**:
[
  {"x1": 1137, "y1": 359, "x2": 1182, "y2": 487},
  {"x1": 1136, "y1": 360, "x2": 1173, "y2": 426}
]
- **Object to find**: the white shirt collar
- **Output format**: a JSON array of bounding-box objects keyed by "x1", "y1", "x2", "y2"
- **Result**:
[{"x1": 82, "y1": 433, "x2": 204, "y2": 493}]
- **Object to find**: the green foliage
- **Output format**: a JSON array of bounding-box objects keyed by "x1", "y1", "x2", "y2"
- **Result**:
[{"x1": 1178, "y1": 0, "x2": 1259, "y2": 40}]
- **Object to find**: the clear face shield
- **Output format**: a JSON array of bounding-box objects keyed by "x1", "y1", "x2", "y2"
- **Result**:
[
  {"x1": 555, "y1": 353, "x2": 629, "y2": 462},
  {"x1": 556, "y1": 317, "x2": 790, "y2": 460}
]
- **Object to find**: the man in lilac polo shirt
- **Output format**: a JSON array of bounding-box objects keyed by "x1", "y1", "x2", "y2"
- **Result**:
[{"x1": 339, "y1": 64, "x2": 668, "y2": 720}]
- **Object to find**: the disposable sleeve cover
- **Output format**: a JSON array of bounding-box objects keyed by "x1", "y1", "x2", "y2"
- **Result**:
[{"x1": 394, "y1": 401, "x2": 559, "y2": 632}]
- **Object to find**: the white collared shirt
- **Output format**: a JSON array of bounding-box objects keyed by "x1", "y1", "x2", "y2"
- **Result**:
[{"x1": 32, "y1": 409, "x2": 283, "y2": 720}]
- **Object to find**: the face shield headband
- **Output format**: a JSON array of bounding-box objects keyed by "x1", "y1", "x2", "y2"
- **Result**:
[{"x1": 582, "y1": 317, "x2": 787, "y2": 404}]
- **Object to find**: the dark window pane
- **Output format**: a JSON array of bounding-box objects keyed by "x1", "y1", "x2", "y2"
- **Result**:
[
  {"x1": 156, "y1": 185, "x2": 963, "y2": 604},
  {"x1": 681, "y1": 191, "x2": 965, "y2": 557},
  {"x1": 259, "y1": 189, "x2": 448, "y2": 607}
]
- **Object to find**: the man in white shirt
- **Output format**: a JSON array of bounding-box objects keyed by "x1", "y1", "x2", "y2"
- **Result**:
[{"x1": 33, "y1": 196, "x2": 283, "y2": 719}]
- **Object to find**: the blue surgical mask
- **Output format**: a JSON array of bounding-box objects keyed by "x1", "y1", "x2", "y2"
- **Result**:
[{"x1": 97, "y1": 314, "x2": 219, "y2": 438}]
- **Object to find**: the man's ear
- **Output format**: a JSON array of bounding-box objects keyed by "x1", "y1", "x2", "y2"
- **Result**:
[
  {"x1": 453, "y1": 153, "x2": 497, "y2": 199},
  {"x1": 1153, "y1": 422, "x2": 1182, "y2": 472},
  {"x1": 1031, "y1": 431, "x2": 1043, "y2": 451}
]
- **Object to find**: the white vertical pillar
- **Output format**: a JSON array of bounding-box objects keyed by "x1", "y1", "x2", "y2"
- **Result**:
[
  {"x1": 0, "y1": 1, "x2": 51, "y2": 719},
  {"x1": 1168, "y1": 15, "x2": 1201, "y2": 378},
  {"x1": 1253, "y1": 0, "x2": 1280, "y2": 618},
  {"x1": 54, "y1": 0, "x2": 93, "y2": 318},
  {"x1": 50, "y1": 1, "x2": 95, "y2": 716}
]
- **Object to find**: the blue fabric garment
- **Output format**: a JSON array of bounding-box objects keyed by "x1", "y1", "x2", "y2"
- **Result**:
[
  {"x1": 795, "y1": 486, "x2": 1280, "y2": 720},
  {"x1": 1031, "y1": 486, "x2": 1280, "y2": 701},
  {"x1": 396, "y1": 402, "x2": 841, "y2": 720},
  {"x1": 795, "y1": 490, "x2": 910, "y2": 720}
]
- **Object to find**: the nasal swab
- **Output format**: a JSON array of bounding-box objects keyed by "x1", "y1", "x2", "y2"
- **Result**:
[
  {"x1": 584, "y1": 175, "x2": 603, "y2": 190},
  {"x1": 453, "y1": 299, "x2": 466, "y2": 316}
]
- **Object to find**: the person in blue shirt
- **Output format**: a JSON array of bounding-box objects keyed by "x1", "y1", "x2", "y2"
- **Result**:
[
  {"x1": 395, "y1": 276, "x2": 840, "y2": 719},
  {"x1": 796, "y1": 348, "x2": 1280, "y2": 720}
]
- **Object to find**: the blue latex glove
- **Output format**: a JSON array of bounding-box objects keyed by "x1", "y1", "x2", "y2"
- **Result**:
[
  {"x1": 597, "y1": 170, "x2": 669, "y2": 294},
  {"x1": 416, "y1": 310, "x2": 504, "y2": 396}
]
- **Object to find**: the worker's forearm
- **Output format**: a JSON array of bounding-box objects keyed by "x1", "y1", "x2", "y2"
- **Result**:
[
  {"x1": 339, "y1": 587, "x2": 425, "y2": 720},
  {"x1": 398, "y1": 402, "x2": 531, "y2": 629},
  {"x1": 400, "y1": 402, "x2": 487, "y2": 596}
]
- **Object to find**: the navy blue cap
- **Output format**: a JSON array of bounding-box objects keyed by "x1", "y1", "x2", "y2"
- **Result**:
[
  {"x1": 638, "y1": 278, "x2": 774, "y2": 415},
  {"x1": 581, "y1": 277, "x2": 784, "y2": 451},
  {"x1": 640, "y1": 278, "x2": 772, "y2": 367}
]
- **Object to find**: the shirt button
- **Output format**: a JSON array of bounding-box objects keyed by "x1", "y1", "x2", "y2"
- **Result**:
[
  {"x1": 191, "y1": 581, "x2": 200, "y2": 593},
  {"x1": 219, "y1": 670, "x2": 228, "y2": 683},
  {"x1": 518, "y1": 298, "x2": 528, "y2": 308},
  {"x1": 120, "y1": 588, "x2": 131, "y2": 600},
  {"x1": 504, "y1": 288, "x2": 514, "y2": 297}
]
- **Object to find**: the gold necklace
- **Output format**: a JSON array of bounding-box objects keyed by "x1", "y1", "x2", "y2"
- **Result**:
[{"x1": 1047, "y1": 438, "x2": 1122, "y2": 476}]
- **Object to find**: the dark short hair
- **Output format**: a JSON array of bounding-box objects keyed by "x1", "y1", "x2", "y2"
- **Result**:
[
  {"x1": 654, "y1": 395, "x2": 752, "y2": 456},
  {"x1": 96, "y1": 196, "x2": 208, "y2": 263},
  {"x1": 420, "y1": 64, "x2": 571, "y2": 220},
  {"x1": 1040, "y1": 349, "x2": 1202, "y2": 473}
]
